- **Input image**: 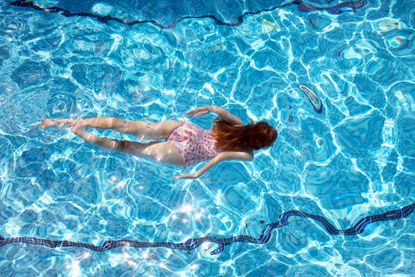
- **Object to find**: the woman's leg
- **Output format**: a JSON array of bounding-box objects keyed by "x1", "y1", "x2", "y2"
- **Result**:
[
  {"x1": 42, "y1": 117, "x2": 183, "y2": 140},
  {"x1": 41, "y1": 118, "x2": 73, "y2": 129},
  {"x1": 71, "y1": 126, "x2": 185, "y2": 166}
]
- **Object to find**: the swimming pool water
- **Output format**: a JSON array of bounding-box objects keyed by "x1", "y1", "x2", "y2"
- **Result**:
[{"x1": 0, "y1": 0, "x2": 414, "y2": 275}]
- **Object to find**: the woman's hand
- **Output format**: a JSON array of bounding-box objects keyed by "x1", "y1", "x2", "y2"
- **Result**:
[
  {"x1": 173, "y1": 173, "x2": 199, "y2": 180},
  {"x1": 186, "y1": 106, "x2": 213, "y2": 117}
]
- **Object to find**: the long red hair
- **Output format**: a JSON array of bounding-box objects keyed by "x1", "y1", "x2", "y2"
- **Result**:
[{"x1": 212, "y1": 119, "x2": 278, "y2": 152}]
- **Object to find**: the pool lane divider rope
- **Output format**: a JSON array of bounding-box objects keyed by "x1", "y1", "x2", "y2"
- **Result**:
[
  {"x1": 1, "y1": 203, "x2": 413, "y2": 255},
  {"x1": 10, "y1": 0, "x2": 368, "y2": 29}
]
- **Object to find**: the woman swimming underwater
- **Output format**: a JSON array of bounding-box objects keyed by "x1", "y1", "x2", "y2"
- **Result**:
[{"x1": 41, "y1": 106, "x2": 278, "y2": 179}]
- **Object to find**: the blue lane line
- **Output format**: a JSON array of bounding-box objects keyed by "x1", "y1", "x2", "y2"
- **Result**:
[
  {"x1": 1, "y1": 203, "x2": 413, "y2": 255},
  {"x1": 10, "y1": 0, "x2": 368, "y2": 29}
]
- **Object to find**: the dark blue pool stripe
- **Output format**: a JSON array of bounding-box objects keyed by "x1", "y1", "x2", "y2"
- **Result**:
[
  {"x1": 10, "y1": 0, "x2": 368, "y2": 29},
  {"x1": 1, "y1": 203, "x2": 413, "y2": 255}
]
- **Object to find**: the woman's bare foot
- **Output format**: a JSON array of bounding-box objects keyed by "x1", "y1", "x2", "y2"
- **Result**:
[
  {"x1": 40, "y1": 119, "x2": 54, "y2": 129},
  {"x1": 41, "y1": 118, "x2": 74, "y2": 129},
  {"x1": 71, "y1": 124, "x2": 95, "y2": 142}
]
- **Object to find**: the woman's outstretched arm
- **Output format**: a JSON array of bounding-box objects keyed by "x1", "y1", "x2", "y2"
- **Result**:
[
  {"x1": 173, "y1": 151, "x2": 253, "y2": 179},
  {"x1": 186, "y1": 106, "x2": 243, "y2": 126}
]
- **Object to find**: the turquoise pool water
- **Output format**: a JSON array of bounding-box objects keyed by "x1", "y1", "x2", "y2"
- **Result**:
[{"x1": 0, "y1": 0, "x2": 414, "y2": 275}]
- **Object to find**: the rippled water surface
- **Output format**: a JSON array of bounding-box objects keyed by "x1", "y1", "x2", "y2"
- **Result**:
[{"x1": 0, "y1": 0, "x2": 415, "y2": 276}]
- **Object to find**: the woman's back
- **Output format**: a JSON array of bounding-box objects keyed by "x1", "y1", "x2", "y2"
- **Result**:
[{"x1": 167, "y1": 122, "x2": 218, "y2": 166}]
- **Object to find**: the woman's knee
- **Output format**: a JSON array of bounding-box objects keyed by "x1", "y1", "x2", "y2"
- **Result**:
[{"x1": 115, "y1": 140, "x2": 128, "y2": 151}]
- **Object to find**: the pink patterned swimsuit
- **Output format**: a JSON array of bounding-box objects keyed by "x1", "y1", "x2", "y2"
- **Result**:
[{"x1": 167, "y1": 123, "x2": 219, "y2": 166}]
